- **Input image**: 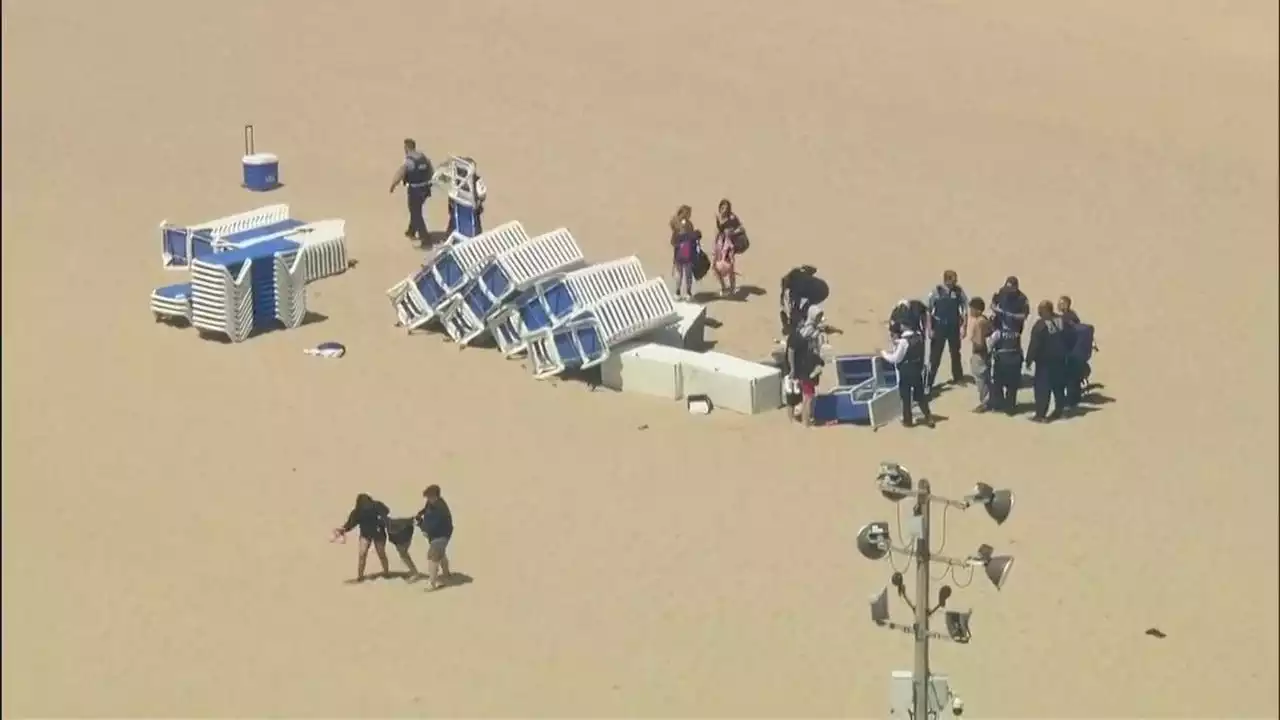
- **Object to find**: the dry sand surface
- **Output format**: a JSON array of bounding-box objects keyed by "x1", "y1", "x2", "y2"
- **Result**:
[{"x1": 3, "y1": 0, "x2": 1277, "y2": 716}]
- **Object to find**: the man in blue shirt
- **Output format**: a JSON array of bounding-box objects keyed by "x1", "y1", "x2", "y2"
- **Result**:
[{"x1": 389, "y1": 138, "x2": 434, "y2": 246}]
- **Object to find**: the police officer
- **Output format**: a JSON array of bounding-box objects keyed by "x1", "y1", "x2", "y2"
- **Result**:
[
  {"x1": 991, "y1": 276, "x2": 1030, "y2": 333},
  {"x1": 1025, "y1": 300, "x2": 1069, "y2": 422},
  {"x1": 389, "y1": 138, "x2": 434, "y2": 245},
  {"x1": 988, "y1": 322, "x2": 1024, "y2": 414},
  {"x1": 925, "y1": 270, "x2": 969, "y2": 392},
  {"x1": 880, "y1": 322, "x2": 935, "y2": 429}
]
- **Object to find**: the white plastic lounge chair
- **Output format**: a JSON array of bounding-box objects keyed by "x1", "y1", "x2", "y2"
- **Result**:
[
  {"x1": 440, "y1": 228, "x2": 586, "y2": 345},
  {"x1": 487, "y1": 256, "x2": 647, "y2": 357},
  {"x1": 159, "y1": 204, "x2": 290, "y2": 269},
  {"x1": 386, "y1": 220, "x2": 529, "y2": 332},
  {"x1": 524, "y1": 277, "x2": 677, "y2": 379}
]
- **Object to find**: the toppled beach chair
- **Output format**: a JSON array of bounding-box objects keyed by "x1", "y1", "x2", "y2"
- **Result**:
[
  {"x1": 440, "y1": 228, "x2": 586, "y2": 345},
  {"x1": 190, "y1": 238, "x2": 305, "y2": 343},
  {"x1": 160, "y1": 204, "x2": 291, "y2": 269},
  {"x1": 813, "y1": 353, "x2": 902, "y2": 428},
  {"x1": 150, "y1": 282, "x2": 193, "y2": 324},
  {"x1": 524, "y1": 277, "x2": 678, "y2": 379},
  {"x1": 488, "y1": 256, "x2": 647, "y2": 357},
  {"x1": 386, "y1": 220, "x2": 529, "y2": 332}
]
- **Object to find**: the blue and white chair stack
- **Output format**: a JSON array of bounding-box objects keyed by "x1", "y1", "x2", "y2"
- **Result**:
[
  {"x1": 159, "y1": 204, "x2": 348, "y2": 283},
  {"x1": 439, "y1": 228, "x2": 586, "y2": 345},
  {"x1": 432, "y1": 156, "x2": 487, "y2": 239},
  {"x1": 189, "y1": 238, "x2": 306, "y2": 343},
  {"x1": 524, "y1": 277, "x2": 678, "y2": 379},
  {"x1": 386, "y1": 220, "x2": 529, "y2": 332},
  {"x1": 488, "y1": 256, "x2": 648, "y2": 357}
]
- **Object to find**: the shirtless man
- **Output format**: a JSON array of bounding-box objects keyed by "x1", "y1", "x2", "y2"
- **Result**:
[{"x1": 966, "y1": 297, "x2": 994, "y2": 412}]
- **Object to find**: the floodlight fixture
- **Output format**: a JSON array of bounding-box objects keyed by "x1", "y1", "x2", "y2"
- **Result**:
[
  {"x1": 877, "y1": 463, "x2": 914, "y2": 501},
  {"x1": 856, "y1": 522, "x2": 892, "y2": 561},
  {"x1": 944, "y1": 609, "x2": 972, "y2": 644},
  {"x1": 984, "y1": 555, "x2": 1015, "y2": 591},
  {"x1": 968, "y1": 483, "x2": 1015, "y2": 525}
]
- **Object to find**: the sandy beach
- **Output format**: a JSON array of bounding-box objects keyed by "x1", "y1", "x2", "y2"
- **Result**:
[{"x1": 3, "y1": 0, "x2": 1277, "y2": 716}]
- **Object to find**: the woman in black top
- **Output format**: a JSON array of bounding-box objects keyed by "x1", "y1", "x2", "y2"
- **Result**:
[{"x1": 331, "y1": 493, "x2": 392, "y2": 583}]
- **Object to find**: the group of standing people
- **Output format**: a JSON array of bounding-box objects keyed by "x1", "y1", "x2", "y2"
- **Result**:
[
  {"x1": 668, "y1": 200, "x2": 749, "y2": 300},
  {"x1": 331, "y1": 485, "x2": 455, "y2": 590},
  {"x1": 885, "y1": 273, "x2": 1096, "y2": 426}
]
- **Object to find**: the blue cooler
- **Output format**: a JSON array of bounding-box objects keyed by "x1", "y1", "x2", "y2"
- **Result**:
[
  {"x1": 241, "y1": 124, "x2": 280, "y2": 191},
  {"x1": 242, "y1": 152, "x2": 280, "y2": 191}
]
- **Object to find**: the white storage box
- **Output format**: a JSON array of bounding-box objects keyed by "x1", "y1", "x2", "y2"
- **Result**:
[
  {"x1": 680, "y1": 351, "x2": 784, "y2": 415},
  {"x1": 647, "y1": 301, "x2": 707, "y2": 350},
  {"x1": 599, "y1": 341, "x2": 696, "y2": 399}
]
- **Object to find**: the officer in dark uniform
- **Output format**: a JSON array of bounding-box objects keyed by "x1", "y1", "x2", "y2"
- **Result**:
[
  {"x1": 880, "y1": 322, "x2": 934, "y2": 428},
  {"x1": 988, "y1": 324, "x2": 1024, "y2": 414},
  {"x1": 991, "y1": 276, "x2": 1030, "y2": 333},
  {"x1": 389, "y1": 138, "x2": 434, "y2": 245},
  {"x1": 925, "y1": 270, "x2": 969, "y2": 392},
  {"x1": 1025, "y1": 300, "x2": 1069, "y2": 422}
]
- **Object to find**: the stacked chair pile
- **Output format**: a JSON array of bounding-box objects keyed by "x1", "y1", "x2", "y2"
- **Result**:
[{"x1": 149, "y1": 204, "x2": 348, "y2": 342}]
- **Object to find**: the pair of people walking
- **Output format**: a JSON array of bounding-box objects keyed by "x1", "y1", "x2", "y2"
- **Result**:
[{"x1": 330, "y1": 485, "x2": 454, "y2": 590}]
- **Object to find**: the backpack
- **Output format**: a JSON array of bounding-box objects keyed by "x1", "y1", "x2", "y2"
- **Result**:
[
  {"x1": 674, "y1": 230, "x2": 700, "y2": 263},
  {"x1": 730, "y1": 230, "x2": 750, "y2": 255},
  {"x1": 692, "y1": 248, "x2": 711, "y2": 280}
]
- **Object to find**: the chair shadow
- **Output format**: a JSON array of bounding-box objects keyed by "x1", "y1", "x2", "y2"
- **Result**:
[
  {"x1": 156, "y1": 316, "x2": 191, "y2": 330},
  {"x1": 693, "y1": 339, "x2": 719, "y2": 351},
  {"x1": 458, "y1": 333, "x2": 499, "y2": 351},
  {"x1": 196, "y1": 311, "x2": 330, "y2": 344},
  {"x1": 425, "y1": 230, "x2": 452, "y2": 248},
  {"x1": 553, "y1": 366, "x2": 605, "y2": 390},
  {"x1": 704, "y1": 317, "x2": 724, "y2": 329},
  {"x1": 301, "y1": 311, "x2": 329, "y2": 327}
]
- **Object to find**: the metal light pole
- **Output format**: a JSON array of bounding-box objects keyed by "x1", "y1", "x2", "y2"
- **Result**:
[
  {"x1": 911, "y1": 481, "x2": 933, "y2": 720},
  {"x1": 857, "y1": 463, "x2": 1017, "y2": 720}
]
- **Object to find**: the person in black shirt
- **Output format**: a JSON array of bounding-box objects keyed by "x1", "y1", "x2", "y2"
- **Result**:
[
  {"x1": 331, "y1": 493, "x2": 392, "y2": 583},
  {"x1": 415, "y1": 484, "x2": 454, "y2": 590},
  {"x1": 925, "y1": 270, "x2": 969, "y2": 392},
  {"x1": 1025, "y1": 300, "x2": 1069, "y2": 422},
  {"x1": 991, "y1": 276, "x2": 1030, "y2": 333}
]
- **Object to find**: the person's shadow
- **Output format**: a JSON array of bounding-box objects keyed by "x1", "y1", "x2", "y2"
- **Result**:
[{"x1": 426, "y1": 572, "x2": 474, "y2": 592}]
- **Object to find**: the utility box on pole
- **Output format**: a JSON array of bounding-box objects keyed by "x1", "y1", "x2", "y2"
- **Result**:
[{"x1": 889, "y1": 671, "x2": 954, "y2": 719}]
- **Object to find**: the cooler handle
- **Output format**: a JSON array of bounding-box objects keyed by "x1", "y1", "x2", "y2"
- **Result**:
[{"x1": 243, "y1": 125, "x2": 255, "y2": 156}]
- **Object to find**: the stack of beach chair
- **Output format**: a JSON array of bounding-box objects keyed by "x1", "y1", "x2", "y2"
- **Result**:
[{"x1": 187, "y1": 238, "x2": 307, "y2": 343}]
